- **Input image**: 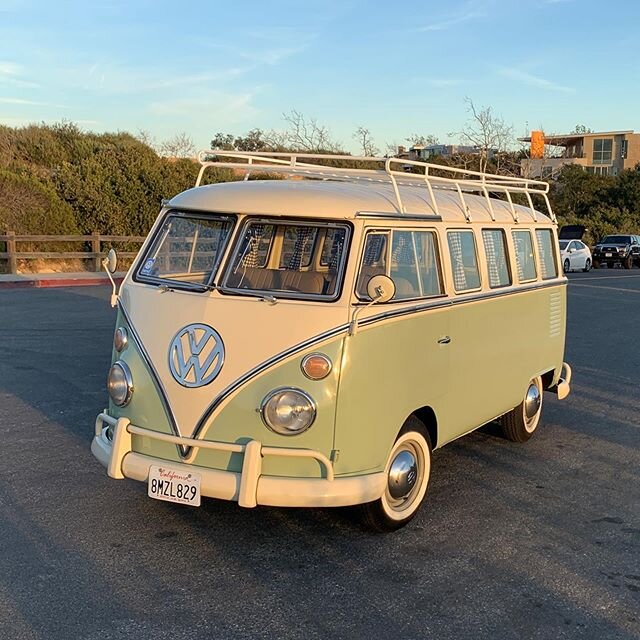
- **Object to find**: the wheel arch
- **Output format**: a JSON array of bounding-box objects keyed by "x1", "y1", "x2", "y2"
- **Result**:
[{"x1": 410, "y1": 406, "x2": 438, "y2": 449}]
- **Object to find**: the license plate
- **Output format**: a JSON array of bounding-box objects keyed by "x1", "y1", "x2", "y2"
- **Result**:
[
  {"x1": 148, "y1": 465, "x2": 201, "y2": 507},
  {"x1": 605, "y1": 252, "x2": 612, "y2": 257}
]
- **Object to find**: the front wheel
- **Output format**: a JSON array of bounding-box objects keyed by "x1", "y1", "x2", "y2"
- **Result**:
[
  {"x1": 563, "y1": 258, "x2": 570, "y2": 273},
  {"x1": 500, "y1": 376, "x2": 544, "y2": 443},
  {"x1": 359, "y1": 416, "x2": 431, "y2": 532},
  {"x1": 583, "y1": 258, "x2": 591, "y2": 272},
  {"x1": 624, "y1": 256, "x2": 633, "y2": 269}
]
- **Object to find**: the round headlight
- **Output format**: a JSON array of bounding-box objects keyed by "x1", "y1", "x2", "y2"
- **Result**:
[
  {"x1": 107, "y1": 360, "x2": 133, "y2": 406},
  {"x1": 114, "y1": 327, "x2": 128, "y2": 352},
  {"x1": 260, "y1": 388, "x2": 316, "y2": 436}
]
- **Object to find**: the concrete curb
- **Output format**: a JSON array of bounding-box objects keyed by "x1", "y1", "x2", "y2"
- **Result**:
[{"x1": 0, "y1": 273, "x2": 126, "y2": 290}]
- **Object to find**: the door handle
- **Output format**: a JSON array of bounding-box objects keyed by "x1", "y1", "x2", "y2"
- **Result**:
[{"x1": 437, "y1": 336, "x2": 451, "y2": 345}]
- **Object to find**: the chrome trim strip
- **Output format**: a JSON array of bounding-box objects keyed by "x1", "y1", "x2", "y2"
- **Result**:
[
  {"x1": 356, "y1": 211, "x2": 443, "y2": 221},
  {"x1": 117, "y1": 300, "x2": 187, "y2": 456},
  {"x1": 360, "y1": 278, "x2": 566, "y2": 327}
]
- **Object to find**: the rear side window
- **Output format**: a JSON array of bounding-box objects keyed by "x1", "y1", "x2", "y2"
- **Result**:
[
  {"x1": 447, "y1": 230, "x2": 481, "y2": 292},
  {"x1": 482, "y1": 229, "x2": 511, "y2": 288},
  {"x1": 512, "y1": 230, "x2": 537, "y2": 282},
  {"x1": 535, "y1": 229, "x2": 558, "y2": 280}
]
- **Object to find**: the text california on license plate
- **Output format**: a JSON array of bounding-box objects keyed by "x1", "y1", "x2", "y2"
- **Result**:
[
  {"x1": 605, "y1": 252, "x2": 612, "y2": 257},
  {"x1": 148, "y1": 465, "x2": 201, "y2": 507}
]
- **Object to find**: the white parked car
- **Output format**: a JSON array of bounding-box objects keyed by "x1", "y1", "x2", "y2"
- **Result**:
[{"x1": 559, "y1": 239, "x2": 592, "y2": 272}]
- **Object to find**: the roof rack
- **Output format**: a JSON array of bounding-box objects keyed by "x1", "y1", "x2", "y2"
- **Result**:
[{"x1": 196, "y1": 150, "x2": 556, "y2": 224}]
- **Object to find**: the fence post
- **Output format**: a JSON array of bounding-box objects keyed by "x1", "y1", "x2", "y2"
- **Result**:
[
  {"x1": 92, "y1": 232, "x2": 101, "y2": 272},
  {"x1": 7, "y1": 231, "x2": 17, "y2": 274}
]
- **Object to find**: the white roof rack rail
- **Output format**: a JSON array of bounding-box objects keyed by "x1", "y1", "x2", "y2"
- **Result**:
[{"x1": 196, "y1": 150, "x2": 556, "y2": 224}]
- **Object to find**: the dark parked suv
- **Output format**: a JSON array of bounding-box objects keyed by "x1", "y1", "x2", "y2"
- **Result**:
[{"x1": 592, "y1": 234, "x2": 640, "y2": 269}]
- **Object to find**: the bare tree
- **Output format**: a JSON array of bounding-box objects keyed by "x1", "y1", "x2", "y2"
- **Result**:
[
  {"x1": 353, "y1": 126, "x2": 379, "y2": 157},
  {"x1": 456, "y1": 98, "x2": 514, "y2": 173},
  {"x1": 281, "y1": 110, "x2": 342, "y2": 153},
  {"x1": 159, "y1": 132, "x2": 196, "y2": 158},
  {"x1": 405, "y1": 133, "x2": 439, "y2": 147},
  {"x1": 135, "y1": 129, "x2": 158, "y2": 152}
]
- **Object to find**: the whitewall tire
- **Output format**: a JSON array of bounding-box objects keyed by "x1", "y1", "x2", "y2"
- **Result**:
[{"x1": 359, "y1": 416, "x2": 432, "y2": 532}]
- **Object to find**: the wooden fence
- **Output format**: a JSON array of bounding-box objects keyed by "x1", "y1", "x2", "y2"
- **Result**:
[{"x1": 0, "y1": 232, "x2": 146, "y2": 273}]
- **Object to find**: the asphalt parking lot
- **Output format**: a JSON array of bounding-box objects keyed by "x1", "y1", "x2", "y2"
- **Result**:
[{"x1": 0, "y1": 270, "x2": 638, "y2": 640}]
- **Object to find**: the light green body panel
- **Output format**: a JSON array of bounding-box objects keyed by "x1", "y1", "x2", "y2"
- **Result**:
[
  {"x1": 109, "y1": 310, "x2": 174, "y2": 437},
  {"x1": 334, "y1": 284, "x2": 567, "y2": 476}
]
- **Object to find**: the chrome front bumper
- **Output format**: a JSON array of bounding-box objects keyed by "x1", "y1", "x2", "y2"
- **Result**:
[{"x1": 91, "y1": 413, "x2": 385, "y2": 508}]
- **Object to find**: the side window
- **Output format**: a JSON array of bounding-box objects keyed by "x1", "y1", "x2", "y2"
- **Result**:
[
  {"x1": 356, "y1": 233, "x2": 388, "y2": 298},
  {"x1": 357, "y1": 230, "x2": 443, "y2": 300},
  {"x1": 535, "y1": 229, "x2": 558, "y2": 280},
  {"x1": 482, "y1": 229, "x2": 511, "y2": 288},
  {"x1": 512, "y1": 230, "x2": 537, "y2": 282},
  {"x1": 447, "y1": 230, "x2": 481, "y2": 292},
  {"x1": 390, "y1": 230, "x2": 443, "y2": 299}
]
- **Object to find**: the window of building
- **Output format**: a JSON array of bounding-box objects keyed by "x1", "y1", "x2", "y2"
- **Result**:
[
  {"x1": 592, "y1": 138, "x2": 612, "y2": 164},
  {"x1": 357, "y1": 230, "x2": 443, "y2": 300},
  {"x1": 512, "y1": 230, "x2": 537, "y2": 282},
  {"x1": 447, "y1": 230, "x2": 481, "y2": 292},
  {"x1": 541, "y1": 166, "x2": 553, "y2": 179},
  {"x1": 535, "y1": 229, "x2": 558, "y2": 280},
  {"x1": 586, "y1": 166, "x2": 610, "y2": 176},
  {"x1": 482, "y1": 229, "x2": 511, "y2": 288},
  {"x1": 621, "y1": 139, "x2": 628, "y2": 159}
]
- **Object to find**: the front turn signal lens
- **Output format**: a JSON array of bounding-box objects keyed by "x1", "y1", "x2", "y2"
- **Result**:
[{"x1": 301, "y1": 353, "x2": 332, "y2": 380}]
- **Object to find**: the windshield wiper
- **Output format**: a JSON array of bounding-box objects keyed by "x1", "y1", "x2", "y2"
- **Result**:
[{"x1": 196, "y1": 282, "x2": 278, "y2": 304}]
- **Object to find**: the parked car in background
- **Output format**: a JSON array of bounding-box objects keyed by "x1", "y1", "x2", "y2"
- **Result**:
[
  {"x1": 559, "y1": 239, "x2": 592, "y2": 272},
  {"x1": 558, "y1": 224, "x2": 591, "y2": 273},
  {"x1": 592, "y1": 235, "x2": 640, "y2": 269}
]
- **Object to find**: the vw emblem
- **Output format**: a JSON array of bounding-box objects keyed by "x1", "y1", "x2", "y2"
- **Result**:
[{"x1": 168, "y1": 323, "x2": 225, "y2": 388}]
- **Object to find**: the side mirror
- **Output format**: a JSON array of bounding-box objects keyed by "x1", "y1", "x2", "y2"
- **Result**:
[
  {"x1": 105, "y1": 248, "x2": 118, "y2": 274},
  {"x1": 101, "y1": 248, "x2": 119, "y2": 308},
  {"x1": 366, "y1": 274, "x2": 395, "y2": 303}
]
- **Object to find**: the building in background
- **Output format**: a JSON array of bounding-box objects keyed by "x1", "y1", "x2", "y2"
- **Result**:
[
  {"x1": 519, "y1": 130, "x2": 640, "y2": 179},
  {"x1": 395, "y1": 144, "x2": 496, "y2": 162}
]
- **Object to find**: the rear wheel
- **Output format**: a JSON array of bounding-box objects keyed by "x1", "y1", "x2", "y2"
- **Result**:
[
  {"x1": 359, "y1": 416, "x2": 431, "y2": 532},
  {"x1": 583, "y1": 258, "x2": 591, "y2": 272},
  {"x1": 500, "y1": 376, "x2": 543, "y2": 443},
  {"x1": 625, "y1": 256, "x2": 633, "y2": 269},
  {"x1": 563, "y1": 258, "x2": 570, "y2": 273},
  {"x1": 593, "y1": 259, "x2": 601, "y2": 269}
]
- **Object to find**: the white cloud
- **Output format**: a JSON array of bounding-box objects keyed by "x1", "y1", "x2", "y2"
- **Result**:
[
  {"x1": 416, "y1": 1, "x2": 487, "y2": 32},
  {"x1": 0, "y1": 61, "x2": 21, "y2": 75},
  {"x1": 0, "y1": 97, "x2": 67, "y2": 107},
  {"x1": 499, "y1": 67, "x2": 574, "y2": 93},
  {"x1": 149, "y1": 91, "x2": 259, "y2": 124}
]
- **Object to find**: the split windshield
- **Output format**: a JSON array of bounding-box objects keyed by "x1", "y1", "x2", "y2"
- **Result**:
[
  {"x1": 222, "y1": 220, "x2": 349, "y2": 299},
  {"x1": 137, "y1": 213, "x2": 234, "y2": 287}
]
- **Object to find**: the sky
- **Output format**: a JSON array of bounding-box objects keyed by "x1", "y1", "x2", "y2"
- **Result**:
[{"x1": 1, "y1": 0, "x2": 639, "y2": 154}]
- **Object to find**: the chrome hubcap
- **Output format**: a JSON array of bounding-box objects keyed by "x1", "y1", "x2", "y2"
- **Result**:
[
  {"x1": 524, "y1": 383, "x2": 542, "y2": 420},
  {"x1": 388, "y1": 450, "x2": 418, "y2": 499}
]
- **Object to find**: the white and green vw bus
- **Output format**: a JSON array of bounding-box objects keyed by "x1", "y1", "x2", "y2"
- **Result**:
[{"x1": 92, "y1": 153, "x2": 571, "y2": 531}]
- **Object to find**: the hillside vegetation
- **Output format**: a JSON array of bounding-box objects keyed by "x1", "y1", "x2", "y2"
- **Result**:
[
  {"x1": 1, "y1": 123, "x2": 640, "y2": 248},
  {"x1": 0, "y1": 122, "x2": 233, "y2": 236}
]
